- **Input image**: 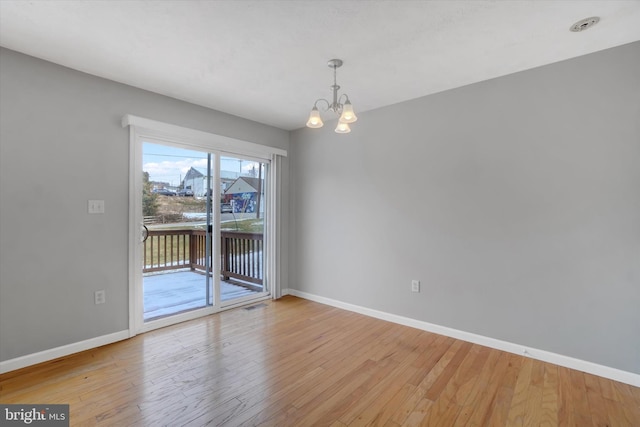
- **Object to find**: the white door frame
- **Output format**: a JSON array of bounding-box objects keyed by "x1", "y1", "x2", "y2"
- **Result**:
[{"x1": 124, "y1": 115, "x2": 286, "y2": 336}]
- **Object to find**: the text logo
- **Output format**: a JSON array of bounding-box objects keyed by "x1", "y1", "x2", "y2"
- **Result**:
[{"x1": 1, "y1": 405, "x2": 69, "y2": 426}]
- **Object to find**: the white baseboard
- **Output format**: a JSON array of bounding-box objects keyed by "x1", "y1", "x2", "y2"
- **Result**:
[
  {"x1": 0, "y1": 330, "x2": 130, "y2": 374},
  {"x1": 287, "y1": 289, "x2": 640, "y2": 387}
]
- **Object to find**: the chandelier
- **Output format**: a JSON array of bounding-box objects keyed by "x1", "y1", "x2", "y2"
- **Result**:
[{"x1": 306, "y1": 59, "x2": 358, "y2": 133}]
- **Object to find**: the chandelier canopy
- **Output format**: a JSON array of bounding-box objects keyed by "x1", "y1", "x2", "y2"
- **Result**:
[{"x1": 306, "y1": 59, "x2": 358, "y2": 133}]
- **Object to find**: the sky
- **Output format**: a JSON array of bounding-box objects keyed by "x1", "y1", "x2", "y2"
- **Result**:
[{"x1": 143, "y1": 142, "x2": 261, "y2": 186}]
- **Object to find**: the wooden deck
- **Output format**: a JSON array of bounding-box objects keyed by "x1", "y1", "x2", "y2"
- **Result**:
[
  {"x1": 1, "y1": 296, "x2": 638, "y2": 426},
  {"x1": 144, "y1": 270, "x2": 260, "y2": 320}
]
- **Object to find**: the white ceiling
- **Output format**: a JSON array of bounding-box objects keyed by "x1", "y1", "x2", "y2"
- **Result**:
[{"x1": 1, "y1": 1, "x2": 639, "y2": 131}]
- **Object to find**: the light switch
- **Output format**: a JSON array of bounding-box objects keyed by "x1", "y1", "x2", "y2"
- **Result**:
[{"x1": 88, "y1": 200, "x2": 105, "y2": 214}]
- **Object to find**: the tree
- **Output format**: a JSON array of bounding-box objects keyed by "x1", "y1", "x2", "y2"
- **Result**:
[{"x1": 142, "y1": 171, "x2": 158, "y2": 217}]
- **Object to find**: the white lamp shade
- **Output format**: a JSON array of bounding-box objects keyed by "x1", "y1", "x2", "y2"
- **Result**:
[
  {"x1": 335, "y1": 121, "x2": 351, "y2": 134},
  {"x1": 306, "y1": 107, "x2": 324, "y2": 128},
  {"x1": 339, "y1": 100, "x2": 357, "y2": 123}
]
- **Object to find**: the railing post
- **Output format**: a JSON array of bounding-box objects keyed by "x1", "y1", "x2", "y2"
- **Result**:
[
  {"x1": 189, "y1": 229, "x2": 196, "y2": 271},
  {"x1": 221, "y1": 234, "x2": 230, "y2": 281}
]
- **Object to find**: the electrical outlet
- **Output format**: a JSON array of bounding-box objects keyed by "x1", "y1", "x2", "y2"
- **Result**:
[
  {"x1": 411, "y1": 280, "x2": 420, "y2": 293},
  {"x1": 95, "y1": 290, "x2": 106, "y2": 305},
  {"x1": 88, "y1": 200, "x2": 105, "y2": 214}
]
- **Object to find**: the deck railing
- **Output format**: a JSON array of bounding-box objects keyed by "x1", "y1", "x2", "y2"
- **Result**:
[
  {"x1": 144, "y1": 229, "x2": 193, "y2": 273},
  {"x1": 143, "y1": 229, "x2": 263, "y2": 285},
  {"x1": 221, "y1": 232, "x2": 263, "y2": 285}
]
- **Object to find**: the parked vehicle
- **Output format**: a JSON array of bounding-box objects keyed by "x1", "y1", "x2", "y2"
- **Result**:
[
  {"x1": 177, "y1": 189, "x2": 194, "y2": 197},
  {"x1": 152, "y1": 188, "x2": 176, "y2": 196}
]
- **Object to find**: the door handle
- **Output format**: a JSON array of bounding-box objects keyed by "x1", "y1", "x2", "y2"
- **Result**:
[{"x1": 141, "y1": 224, "x2": 149, "y2": 243}]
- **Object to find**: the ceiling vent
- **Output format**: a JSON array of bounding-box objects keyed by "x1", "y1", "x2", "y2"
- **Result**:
[{"x1": 570, "y1": 17, "x2": 600, "y2": 32}]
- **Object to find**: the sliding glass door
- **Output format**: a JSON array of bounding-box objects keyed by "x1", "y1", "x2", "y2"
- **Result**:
[{"x1": 135, "y1": 139, "x2": 271, "y2": 330}]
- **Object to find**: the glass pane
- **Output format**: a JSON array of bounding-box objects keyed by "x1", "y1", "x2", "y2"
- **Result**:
[
  {"x1": 142, "y1": 142, "x2": 212, "y2": 321},
  {"x1": 219, "y1": 156, "x2": 267, "y2": 302}
]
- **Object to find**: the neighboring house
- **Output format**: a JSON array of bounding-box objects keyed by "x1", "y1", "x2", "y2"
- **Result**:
[
  {"x1": 220, "y1": 170, "x2": 239, "y2": 194},
  {"x1": 224, "y1": 177, "x2": 264, "y2": 213},
  {"x1": 182, "y1": 167, "x2": 239, "y2": 197},
  {"x1": 181, "y1": 167, "x2": 205, "y2": 196}
]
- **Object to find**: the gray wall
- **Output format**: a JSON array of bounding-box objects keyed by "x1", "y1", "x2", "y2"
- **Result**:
[
  {"x1": 0, "y1": 48, "x2": 289, "y2": 362},
  {"x1": 290, "y1": 42, "x2": 640, "y2": 374}
]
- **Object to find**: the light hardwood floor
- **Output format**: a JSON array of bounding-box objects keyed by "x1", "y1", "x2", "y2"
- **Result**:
[{"x1": 1, "y1": 296, "x2": 639, "y2": 426}]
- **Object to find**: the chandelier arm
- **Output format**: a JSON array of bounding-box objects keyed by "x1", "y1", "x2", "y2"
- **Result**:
[
  {"x1": 338, "y1": 93, "x2": 350, "y2": 105},
  {"x1": 314, "y1": 98, "x2": 331, "y2": 111}
]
